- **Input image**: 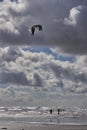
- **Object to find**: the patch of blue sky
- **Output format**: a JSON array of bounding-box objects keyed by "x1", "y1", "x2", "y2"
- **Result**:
[{"x1": 23, "y1": 46, "x2": 75, "y2": 63}]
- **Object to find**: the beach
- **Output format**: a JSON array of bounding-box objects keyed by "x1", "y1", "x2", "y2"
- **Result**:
[
  {"x1": 0, "y1": 124, "x2": 87, "y2": 130},
  {"x1": 0, "y1": 106, "x2": 87, "y2": 130}
]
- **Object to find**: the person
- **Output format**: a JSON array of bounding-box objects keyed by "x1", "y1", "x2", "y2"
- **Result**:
[
  {"x1": 57, "y1": 108, "x2": 60, "y2": 115},
  {"x1": 50, "y1": 109, "x2": 52, "y2": 114}
]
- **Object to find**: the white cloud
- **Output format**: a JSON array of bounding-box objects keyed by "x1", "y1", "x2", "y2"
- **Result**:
[
  {"x1": 0, "y1": 46, "x2": 87, "y2": 97},
  {"x1": 0, "y1": 46, "x2": 87, "y2": 107},
  {"x1": 64, "y1": 6, "x2": 82, "y2": 26},
  {"x1": 0, "y1": 2, "x2": 21, "y2": 35},
  {"x1": 0, "y1": 21, "x2": 19, "y2": 34},
  {"x1": 63, "y1": 5, "x2": 87, "y2": 44}
]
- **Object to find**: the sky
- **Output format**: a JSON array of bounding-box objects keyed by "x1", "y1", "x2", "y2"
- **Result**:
[{"x1": 0, "y1": 0, "x2": 87, "y2": 107}]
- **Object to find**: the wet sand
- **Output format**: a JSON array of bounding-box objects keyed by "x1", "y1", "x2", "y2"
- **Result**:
[{"x1": 0, "y1": 124, "x2": 87, "y2": 130}]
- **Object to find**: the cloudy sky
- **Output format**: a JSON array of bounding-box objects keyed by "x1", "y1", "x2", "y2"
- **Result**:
[{"x1": 0, "y1": 0, "x2": 87, "y2": 107}]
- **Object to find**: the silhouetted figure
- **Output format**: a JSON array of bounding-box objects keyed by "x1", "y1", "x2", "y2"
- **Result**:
[
  {"x1": 31, "y1": 25, "x2": 42, "y2": 35},
  {"x1": 57, "y1": 109, "x2": 60, "y2": 115},
  {"x1": 50, "y1": 109, "x2": 52, "y2": 114}
]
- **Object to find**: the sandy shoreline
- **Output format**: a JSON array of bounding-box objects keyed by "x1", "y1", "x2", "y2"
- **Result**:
[{"x1": 0, "y1": 124, "x2": 87, "y2": 130}]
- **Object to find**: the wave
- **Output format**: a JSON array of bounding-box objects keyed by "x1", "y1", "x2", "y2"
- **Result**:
[
  {"x1": 0, "y1": 106, "x2": 87, "y2": 125},
  {"x1": 0, "y1": 106, "x2": 87, "y2": 117}
]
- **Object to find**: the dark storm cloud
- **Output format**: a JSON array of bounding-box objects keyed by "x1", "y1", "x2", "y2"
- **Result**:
[
  {"x1": 50, "y1": 63, "x2": 87, "y2": 84},
  {"x1": 0, "y1": 72, "x2": 29, "y2": 85},
  {"x1": 0, "y1": 0, "x2": 87, "y2": 54}
]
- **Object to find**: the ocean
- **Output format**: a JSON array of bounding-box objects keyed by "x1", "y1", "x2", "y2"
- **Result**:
[{"x1": 0, "y1": 106, "x2": 87, "y2": 125}]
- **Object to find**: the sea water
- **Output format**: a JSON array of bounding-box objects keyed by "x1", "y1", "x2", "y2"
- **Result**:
[{"x1": 0, "y1": 106, "x2": 87, "y2": 125}]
